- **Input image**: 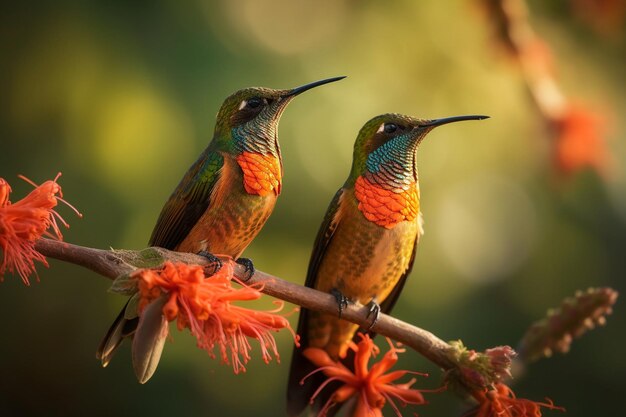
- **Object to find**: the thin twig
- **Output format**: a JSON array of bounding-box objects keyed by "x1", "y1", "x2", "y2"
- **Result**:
[
  {"x1": 484, "y1": 0, "x2": 567, "y2": 119},
  {"x1": 34, "y1": 238, "x2": 456, "y2": 370}
]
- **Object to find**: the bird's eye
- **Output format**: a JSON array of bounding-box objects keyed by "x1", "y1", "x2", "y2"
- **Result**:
[
  {"x1": 384, "y1": 123, "x2": 398, "y2": 134},
  {"x1": 247, "y1": 97, "x2": 263, "y2": 109}
]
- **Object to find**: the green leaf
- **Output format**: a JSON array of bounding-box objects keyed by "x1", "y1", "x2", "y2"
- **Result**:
[
  {"x1": 109, "y1": 273, "x2": 138, "y2": 296},
  {"x1": 111, "y1": 247, "x2": 166, "y2": 269},
  {"x1": 133, "y1": 248, "x2": 167, "y2": 269}
]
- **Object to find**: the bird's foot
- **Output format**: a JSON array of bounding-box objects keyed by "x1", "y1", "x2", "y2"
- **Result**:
[
  {"x1": 331, "y1": 288, "x2": 350, "y2": 319},
  {"x1": 235, "y1": 258, "x2": 255, "y2": 281},
  {"x1": 365, "y1": 297, "x2": 381, "y2": 330},
  {"x1": 197, "y1": 251, "x2": 222, "y2": 275}
]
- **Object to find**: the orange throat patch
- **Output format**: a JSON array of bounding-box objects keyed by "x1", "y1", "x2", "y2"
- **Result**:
[
  {"x1": 236, "y1": 151, "x2": 282, "y2": 196},
  {"x1": 354, "y1": 175, "x2": 419, "y2": 228}
]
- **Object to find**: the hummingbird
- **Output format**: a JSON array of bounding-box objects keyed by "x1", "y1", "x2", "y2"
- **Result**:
[
  {"x1": 96, "y1": 76, "x2": 345, "y2": 367},
  {"x1": 287, "y1": 113, "x2": 488, "y2": 416}
]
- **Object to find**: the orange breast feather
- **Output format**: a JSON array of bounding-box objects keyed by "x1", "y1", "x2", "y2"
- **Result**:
[
  {"x1": 354, "y1": 175, "x2": 419, "y2": 228},
  {"x1": 236, "y1": 152, "x2": 282, "y2": 196}
]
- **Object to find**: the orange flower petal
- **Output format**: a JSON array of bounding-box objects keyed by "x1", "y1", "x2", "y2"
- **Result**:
[
  {"x1": 132, "y1": 261, "x2": 296, "y2": 374},
  {"x1": 469, "y1": 383, "x2": 565, "y2": 417},
  {"x1": 302, "y1": 333, "x2": 432, "y2": 417},
  {"x1": 553, "y1": 103, "x2": 610, "y2": 177},
  {"x1": 0, "y1": 173, "x2": 80, "y2": 285}
]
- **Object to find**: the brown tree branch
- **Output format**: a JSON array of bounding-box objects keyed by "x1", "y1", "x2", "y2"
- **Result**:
[
  {"x1": 482, "y1": 0, "x2": 611, "y2": 177},
  {"x1": 34, "y1": 238, "x2": 456, "y2": 371},
  {"x1": 484, "y1": 0, "x2": 567, "y2": 119}
]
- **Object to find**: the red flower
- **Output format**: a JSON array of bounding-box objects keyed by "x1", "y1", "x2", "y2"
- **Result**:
[
  {"x1": 468, "y1": 382, "x2": 564, "y2": 417},
  {"x1": 553, "y1": 103, "x2": 610, "y2": 177},
  {"x1": 0, "y1": 173, "x2": 81, "y2": 285},
  {"x1": 134, "y1": 261, "x2": 297, "y2": 374},
  {"x1": 302, "y1": 333, "x2": 430, "y2": 417}
]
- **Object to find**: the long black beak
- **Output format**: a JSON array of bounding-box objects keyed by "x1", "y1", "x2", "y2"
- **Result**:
[
  {"x1": 283, "y1": 76, "x2": 346, "y2": 98},
  {"x1": 423, "y1": 115, "x2": 490, "y2": 127}
]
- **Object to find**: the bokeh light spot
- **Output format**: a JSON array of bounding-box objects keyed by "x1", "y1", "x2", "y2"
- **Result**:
[
  {"x1": 90, "y1": 76, "x2": 195, "y2": 203},
  {"x1": 435, "y1": 175, "x2": 537, "y2": 283},
  {"x1": 219, "y1": 0, "x2": 348, "y2": 55}
]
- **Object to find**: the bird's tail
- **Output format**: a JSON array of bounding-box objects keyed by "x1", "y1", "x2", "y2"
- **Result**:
[
  {"x1": 96, "y1": 298, "x2": 138, "y2": 367},
  {"x1": 287, "y1": 307, "x2": 349, "y2": 417},
  {"x1": 287, "y1": 306, "x2": 313, "y2": 416}
]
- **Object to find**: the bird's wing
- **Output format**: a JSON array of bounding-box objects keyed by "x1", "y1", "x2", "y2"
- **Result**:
[
  {"x1": 287, "y1": 187, "x2": 345, "y2": 417},
  {"x1": 148, "y1": 150, "x2": 224, "y2": 249},
  {"x1": 303, "y1": 188, "x2": 346, "y2": 293},
  {"x1": 97, "y1": 150, "x2": 224, "y2": 366}
]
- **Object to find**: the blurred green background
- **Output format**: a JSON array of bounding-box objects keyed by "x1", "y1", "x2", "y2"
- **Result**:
[{"x1": 1, "y1": 0, "x2": 625, "y2": 416}]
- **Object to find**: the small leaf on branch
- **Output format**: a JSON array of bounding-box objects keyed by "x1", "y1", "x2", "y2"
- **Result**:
[
  {"x1": 109, "y1": 273, "x2": 138, "y2": 295},
  {"x1": 111, "y1": 247, "x2": 167, "y2": 270}
]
